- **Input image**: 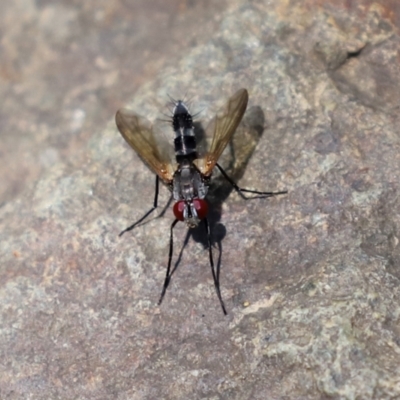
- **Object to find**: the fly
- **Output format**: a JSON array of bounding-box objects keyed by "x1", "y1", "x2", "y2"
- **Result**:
[{"x1": 115, "y1": 88, "x2": 286, "y2": 315}]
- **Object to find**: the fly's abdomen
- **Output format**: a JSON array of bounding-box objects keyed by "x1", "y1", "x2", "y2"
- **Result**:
[
  {"x1": 173, "y1": 100, "x2": 197, "y2": 160},
  {"x1": 174, "y1": 134, "x2": 197, "y2": 159}
]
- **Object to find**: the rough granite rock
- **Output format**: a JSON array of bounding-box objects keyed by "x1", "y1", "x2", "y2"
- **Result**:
[{"x1": 1, "y1": 0, "x2": 400, "y2": 399}]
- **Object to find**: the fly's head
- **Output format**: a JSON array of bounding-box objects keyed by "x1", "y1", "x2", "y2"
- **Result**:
[{"x1": 173, "y1": 198, "x2": 208, "y2": 228}]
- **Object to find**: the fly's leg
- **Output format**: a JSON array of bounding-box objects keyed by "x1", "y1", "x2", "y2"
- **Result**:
[
  {"x1": 204, "y1": 218, "x2": 227, "y2": 315},
  {"x1": 119, "y1": 175, "x2": 160, "y2": 236},
  {"x1": 215, "y1": 163, "x2": 287, "y2": 200},
  {"x1": 158, "y1": 218, "x2": 179, "y2": 305}
]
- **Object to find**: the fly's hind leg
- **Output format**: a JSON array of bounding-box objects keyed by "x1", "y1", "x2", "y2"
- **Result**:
[
  {"x1": 158, "y1": 218, "x2": 179, "y2": 305},
  {"x1": 119, "y1": 175, "x2": 160, "y2": 236},
  {"x1": 215, "y1": 163, "x2": 287, "y2": 200}
]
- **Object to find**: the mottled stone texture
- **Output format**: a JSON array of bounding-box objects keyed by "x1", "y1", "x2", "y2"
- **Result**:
[{"x1": 1, "y1": 0, "x2": 400, "y2": 399}]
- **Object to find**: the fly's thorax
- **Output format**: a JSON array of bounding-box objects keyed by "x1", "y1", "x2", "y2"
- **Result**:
[
  {"x1": 172, "y1": 160, "x2": 209, "y2": 202},
  {"x1": 172, "y1": 158, "x2": 209, "y2": 229}
]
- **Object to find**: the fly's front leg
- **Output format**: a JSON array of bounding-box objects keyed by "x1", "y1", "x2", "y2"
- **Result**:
[
  {"x1": 204, "y1": 218, "x2": 227, "y2": 315},
  {"x1": 158, "y1": 218, "x2": 179, "y2": 305}
]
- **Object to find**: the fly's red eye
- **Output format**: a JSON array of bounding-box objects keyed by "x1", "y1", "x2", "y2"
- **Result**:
[
  {"x1": 173, "y1": 201, "x2": 185, "y2": 221},
  {"x1": 193, "y1": 199, "x2": 208, "y2": 220}
]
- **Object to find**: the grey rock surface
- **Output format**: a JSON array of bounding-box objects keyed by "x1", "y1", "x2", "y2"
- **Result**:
[{"x1": 1, "y1": 0, "x2": 400, "y2": 399}]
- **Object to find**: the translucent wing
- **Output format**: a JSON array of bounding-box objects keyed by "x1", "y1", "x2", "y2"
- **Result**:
[
  {"x1": 115, "y1": 109, "x2": 176, "y2": 183},
  {"x1": 194, "y1": 88, "x2": 249, "y2": 177}
]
